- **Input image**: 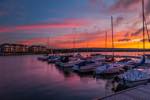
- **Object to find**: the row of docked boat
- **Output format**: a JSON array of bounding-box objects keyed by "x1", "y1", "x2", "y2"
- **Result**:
[
  {"x1": 37, "y1": 53, "x2": 146, "y2": 75},
  {"x1": 37, "y1": 0, "x2": 150, "y2": 92},
  {"x1": 37, "y1": 53, "x2": 150, "y2": 91}
]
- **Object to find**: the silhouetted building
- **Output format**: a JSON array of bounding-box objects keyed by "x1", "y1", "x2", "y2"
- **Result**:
[
  {"x1": 0, "y1": 43, "x2": 13, "y2": 53},
  {"x1": 28, "y1": 45, "x2": 48, "y2": 54},
  {"x1": 0, "y1": 43, "x2": 28, "y2": 54}
]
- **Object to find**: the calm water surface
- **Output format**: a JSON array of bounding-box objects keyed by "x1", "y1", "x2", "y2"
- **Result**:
[
  {"x1": 0, "y1": 52, "x2": 149, "y2": 100},
  {"x1": 0, "y1": 55, "x2": 114, "y2": 100}
]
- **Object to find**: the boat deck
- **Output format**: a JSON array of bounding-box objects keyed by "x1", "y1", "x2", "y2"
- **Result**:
[{"x1": 97, "y1": 83, "x2": 150, "y2": 100}]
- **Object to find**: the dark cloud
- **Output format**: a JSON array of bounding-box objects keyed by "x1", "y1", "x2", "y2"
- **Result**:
[
  {"x1": 56, "y1": 38, "x2": 87, "y2": 44},
  {"x1": 131, "y1": 28, "x2": 143, "y2": 36},
  {"x1": 118, "y1": 38, "x2": 131, "y2": 42}
]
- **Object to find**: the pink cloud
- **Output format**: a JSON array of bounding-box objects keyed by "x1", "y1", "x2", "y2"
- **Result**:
[
  {"x1": 19, "y1": 30, "x2": 106, "y2": 48},
  {"x1": 0, "y1": 27, "x2": 14, "y2": 33},
  {"x1": 0, "y1": 19, "x2": 89, "y2": 33}
]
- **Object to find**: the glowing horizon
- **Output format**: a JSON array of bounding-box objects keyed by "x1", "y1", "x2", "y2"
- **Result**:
[{"x1": 0, "y1": 0, "x2": 150, "y2": 49}]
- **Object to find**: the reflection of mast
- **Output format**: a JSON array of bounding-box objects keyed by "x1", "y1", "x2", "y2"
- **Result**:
[{"x1": 111, "y1": 16, "x2": 114, "y2": 61}]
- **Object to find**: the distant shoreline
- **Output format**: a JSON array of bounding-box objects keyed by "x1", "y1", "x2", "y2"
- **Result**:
[{"x1": 0, "y1": 48, "x2": 150, "y2": 56}]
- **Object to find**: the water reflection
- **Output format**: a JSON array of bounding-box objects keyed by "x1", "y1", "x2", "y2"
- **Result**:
[{"x1": 0, "y1": 55, "x2": 116, "y2": 100}]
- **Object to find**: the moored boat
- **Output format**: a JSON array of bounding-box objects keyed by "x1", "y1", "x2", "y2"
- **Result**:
[
  {"x1": 72, "y1": 60, "x2": 103, "y2": 73},
  {"x1": 95, "y1": 55, "x2": 146, "y2": 76},
  {"x1": 55, "y1": 55, "x2": 84, "y2": 68},
  {"x1": 114, "y1": 69, "x2": 150, "y2": 88},
  {"x1": 37, "y1": 55, "x2": 50, "y2": 61},
  {"x1": 47, "y1": 56, "x2": 61, "y2": 63}
]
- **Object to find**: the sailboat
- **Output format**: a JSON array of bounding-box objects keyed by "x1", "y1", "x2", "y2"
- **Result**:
[
  {"x1": 104, "y1": 31, "x2": 111, "y2": 62},
  {"x1": 46, "y1": 35, "x2": 62, "y2": 63},
  {"x1": 95, "y1": 15, "x2": 145, "y2": 76},
  {"x1": 143, "y1": 13, "x2": 150, "y2": 64},
  {"x1": 95, "y1": 16, "x2": 125, "y2": 75},
  {"x1": 114, "y1": 0, "x2": 149, "y2": 87},
  {"x1": 55, "y1": 28, "x2": 85, "y2": 68},
  {"x1": 37, "y1": 37, "x2": 51, "y2": 61},
  {"x1": 71, "y1": 28, "x2": 106, "y2": 73}
]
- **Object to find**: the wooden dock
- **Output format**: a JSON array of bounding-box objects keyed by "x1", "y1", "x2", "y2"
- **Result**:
[{"x1": 97, "y1": 83, "x2": 150, "y2": 100}]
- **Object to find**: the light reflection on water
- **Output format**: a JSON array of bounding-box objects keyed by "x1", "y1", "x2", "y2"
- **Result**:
[
  {"x1": 0, "y1": 55, "x2": 112, "y2": 100},
  {"x1": 0, "y1": 52, "x2": 149, "y2": 100}
]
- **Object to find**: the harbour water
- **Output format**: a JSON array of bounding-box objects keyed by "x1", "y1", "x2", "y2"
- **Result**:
[
  {"x1": 0, "y1": 52, "x2": 149, "y2": 100},
  {"x1": 0, "y1": 55, "x2": 112, "y2": 100}
]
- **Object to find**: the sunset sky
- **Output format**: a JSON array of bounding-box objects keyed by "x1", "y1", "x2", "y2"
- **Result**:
[{"x1": 0, "y1": 0, "x2": 150, "y2": 48}]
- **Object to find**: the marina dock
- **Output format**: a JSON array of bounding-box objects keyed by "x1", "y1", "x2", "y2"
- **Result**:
[{"x1": 97, "y1": 83, "x2": 150, "y2": 100}]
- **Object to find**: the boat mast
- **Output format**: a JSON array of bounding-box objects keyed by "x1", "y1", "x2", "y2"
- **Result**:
[
  {"x1": 105, "y1": 31, "x2": 107, "y2": 50},
  {"x1": 142, "y1": 0, "x2": 145, "y2": 55},
  {"x1": 73, "y1": 28, "x2": 76, "y2": 55},
  {"x1": 144, "y1": 17, "x2": 150, "y2": 42},
  {"x1": 84, "y1": 29, "x2": 89, "y2": 54},
  {"x1": 105, "y1": 31, "x2": 108, "y2": 57},
  {"x1": 111, "y1": 16, "x2": 114, "y2": 61},
  {"x1": 76, "y1": 28, "x2": 80, "y2": 54}
]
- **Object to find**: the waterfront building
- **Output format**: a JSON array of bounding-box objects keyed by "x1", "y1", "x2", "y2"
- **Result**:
[
  {"x1": 28, "y1": 45, "x2": 48, "y2": 54},
  {"x1": 0, "y1": 43, "x2": 29, "y2": 54}
]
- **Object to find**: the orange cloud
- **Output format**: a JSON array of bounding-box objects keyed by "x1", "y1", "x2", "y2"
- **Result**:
[
  {"x1": 18, "y1": 30, "x2": 113, "y2": 48},
  {"x1": 18, "y1": 27, "x2": 150, "y2": 49}
]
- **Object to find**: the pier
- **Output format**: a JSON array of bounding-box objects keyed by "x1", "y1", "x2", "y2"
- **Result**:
[{"x1": 97, "y1": 83, "x2": 150, "y2": 100}]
